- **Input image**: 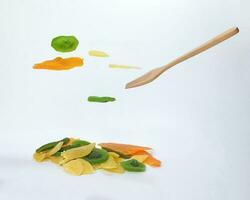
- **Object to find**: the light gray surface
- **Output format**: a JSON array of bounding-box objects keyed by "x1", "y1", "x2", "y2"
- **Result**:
[{"x1": 0, "y1": 0, "x2": 249, "y2": 200}]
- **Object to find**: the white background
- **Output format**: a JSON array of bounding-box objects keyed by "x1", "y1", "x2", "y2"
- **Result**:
[{"x1": 0, "y1": 0, "x2": 249, "y2": 199}]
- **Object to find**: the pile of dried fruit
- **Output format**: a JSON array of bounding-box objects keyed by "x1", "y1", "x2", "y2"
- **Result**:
[{"x1": 33, "y1": 137, "x2": 161, "y2": 176}]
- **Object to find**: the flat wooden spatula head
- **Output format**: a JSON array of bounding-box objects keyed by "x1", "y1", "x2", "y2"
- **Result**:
[{"x1": 125, "y1": 67, "x2": 164, "y2": 89}]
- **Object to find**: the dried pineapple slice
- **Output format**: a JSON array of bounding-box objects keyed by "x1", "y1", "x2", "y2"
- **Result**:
[
  {"x1": 46, "y1": 141, "x2": 63, "y2": 157},
  {"x1": 78, "y1": 159, "x2": 94, "y2": 175},
  {"x1": 33, "y1": 152, "x2": 47, "y2": 162},
  {"x1": 61, "y1": 143, "x2": 95, "y2": 160},
  {"x1": 88, "y1": 50, "x2": 109, "y2": 57},
  {"x1": 63, "y1": 159, "x2": 84, "y2": 176},
  {"x1": 105, "y1": 164, "x2": 125, "y2": 174},
  {"x1": 99, "y1": 156, "x2": 118, "y2": 169},
  {"x1": 63, "y1": 159, "x2": 94, "y2": 176},
  {"x1": 108, "y1": 152, "x2": 120, "y2": 158},
  {"x1": 50, "y1": 156, "x2": 64, "y2": 164}
]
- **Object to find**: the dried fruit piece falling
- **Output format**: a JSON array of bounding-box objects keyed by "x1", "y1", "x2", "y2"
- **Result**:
[
  {"x1": 51, "y1": 36, "x2": 79, "y2": 52},
  {"x1": 109, "y1": 64, "x2": 141, "y2": 70},
  {"x1": 87, "y1": 96, "x2": 116, "y2": 103},
  {"x1": 33, "y1": 57, "x2": 84, "y2": 70},
  {"x1": 88, "y1": 50, "x2": 109, "y2": 57}
]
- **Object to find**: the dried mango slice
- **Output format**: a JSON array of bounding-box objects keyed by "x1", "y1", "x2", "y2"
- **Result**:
[
  {"x1": 50, "y1": 156, "x2": 64, "y2": 164},
  {"x1": 46, "y1": 141, "x2": 63, "y2": 157},
  {"x1": 88, "y1": 50, "x2": 109, "y2": 57},
  {"x1": 33, "y1": 57, "x2": 84, "y2": 70},
  {"x1": 63, "y1": 159, "x2": 84, "y2": 176},
  {"x1": 99, "y1": 143, "x2": 151, "y2": 157},
  {"x1": 33, "y1": 152, "x2": 47, "y2": 162},
  {"x1": 109, "y1": 64, "x2": 141, "y2": 70},
  {"x1": 132, "y1": 150, "x2": 161, "y2": 167},
  {"x1": 61, "y1": 143, "x2": 95, "y2": 160},
  {"x1": 99, "y1": 156, "x2": 118, "y2": 169},
  {"x1": 131, "y1": 155, "x2": 148, "y2": 163}
]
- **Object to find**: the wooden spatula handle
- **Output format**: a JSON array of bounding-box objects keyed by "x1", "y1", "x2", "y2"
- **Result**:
[{"x1": 161, "y1": 27, "x2": 239, "y2": 72}]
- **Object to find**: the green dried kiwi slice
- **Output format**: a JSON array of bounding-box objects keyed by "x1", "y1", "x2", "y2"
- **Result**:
[
  {"x1": 121, "y1": 159, "x2": 146, "y2": 172},
  {"x1": 51, "y1": 36, "x2": 79, "y2": 52},
  {"x1": 36, "y1": 138, "x2": 69, "y2": 153},
  {"x1": 72, "y1": 140, "x2": 90, "y2": 146},
  {"x1": 84, "y1": 148, "x2": 109, "y2": 164}
]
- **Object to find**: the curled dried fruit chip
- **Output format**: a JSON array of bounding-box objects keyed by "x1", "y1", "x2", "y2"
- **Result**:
[{"x1": 61, "y1": 143, "x2": 95, "y2": 160}]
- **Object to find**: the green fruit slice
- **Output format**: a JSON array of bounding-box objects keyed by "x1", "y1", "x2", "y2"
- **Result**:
[
  {"x1": 36, "y1": 138, "x2": 69, "y2": 153},
  {"x1": 51, "y1": 36, "x2": 79, "y2": 52},
  {"x1": 72, "y1": 140, "x2": 90, "y2": 146},
  {"x1": 121, "y1": 159, "x2": 146, "y2": 172},
  {"x1": 84, "y1": 148, "x2": 109, "y2": 164},
  {"x1": 87, "y1": 96, "x2": 116, "y2": 103}
]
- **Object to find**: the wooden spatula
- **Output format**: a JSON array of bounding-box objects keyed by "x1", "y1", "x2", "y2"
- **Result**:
[{"x1": 125, "y1": 27, "x2": 239, "y2": 89}]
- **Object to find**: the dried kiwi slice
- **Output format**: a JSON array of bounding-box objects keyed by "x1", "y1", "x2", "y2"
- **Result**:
[
  {"x1": 84, "y1": 148, "x2": 109, "y2": 164},
  {"x1": 121, "y1": 159, "x2": 146, "y2": 172},
  {"x1": 72, "y1": 140, "x2": 90, "y2": 146},
  {"x1": 51, "y1": 36, "x2": 79, "y2": 52},
  {"x1": 36, "y1": 138, "x2": 69, "y2": 153}
]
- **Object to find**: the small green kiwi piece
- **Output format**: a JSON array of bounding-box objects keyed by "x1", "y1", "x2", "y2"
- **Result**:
[
  {"x1": 121, "y1": 159, "x2": 146, "y2": 172},
  {"x1": 72, "y1": 140, "x2": 90, "y2": 146},
  {"x1": 84, "y1": 148, "x2": 109, "y2": 164}
]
